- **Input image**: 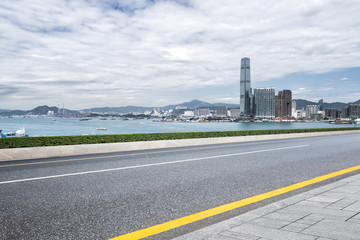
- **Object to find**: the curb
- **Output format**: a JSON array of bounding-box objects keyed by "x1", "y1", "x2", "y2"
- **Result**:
[{"x1": 0, "y1": 130, "x2": 359, "y2": 162}]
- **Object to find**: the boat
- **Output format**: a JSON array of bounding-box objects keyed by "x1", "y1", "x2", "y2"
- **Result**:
[
  {"x1": 100, "y1": 117, "x2": 107, "y2": 120},
  {"x1": 355, "y1": 119, "x2": 360, "y2": 125},
  {"x1": 0, "y1": 127, "x2": 28, "y2": 138},
  {"x1": 79, "y1": 118, "x2": 91, "y2": 121},
  {"x1": 96, "y1": 127, "x2": 107, "y2": 130}
]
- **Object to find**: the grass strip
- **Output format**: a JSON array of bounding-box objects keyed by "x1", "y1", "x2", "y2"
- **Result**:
[{"x1": 1, "y1": 127, "x2": 359, "y2": 149}]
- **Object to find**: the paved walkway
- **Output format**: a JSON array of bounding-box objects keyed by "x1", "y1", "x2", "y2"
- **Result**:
[{"x1": 175, "y1": 173, "x2": 360, "y2": 240}]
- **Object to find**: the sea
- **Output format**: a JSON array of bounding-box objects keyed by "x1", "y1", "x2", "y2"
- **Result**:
[{"x1": 0, "y1": 117, "x2": 356, "y2": 137}]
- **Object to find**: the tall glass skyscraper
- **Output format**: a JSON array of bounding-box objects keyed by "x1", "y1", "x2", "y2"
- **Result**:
[{"x1": 240, "y1": 57, "x2": 252, "y2": 116}]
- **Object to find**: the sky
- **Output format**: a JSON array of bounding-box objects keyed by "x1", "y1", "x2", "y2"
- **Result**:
[{"x1": 1, "y1": 0, "x2": 360, "y2": 110}]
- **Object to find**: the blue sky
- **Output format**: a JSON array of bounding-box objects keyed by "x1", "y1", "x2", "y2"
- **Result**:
[{"x1": 0, "y1": 0, "x2": 359, "y2": 110}]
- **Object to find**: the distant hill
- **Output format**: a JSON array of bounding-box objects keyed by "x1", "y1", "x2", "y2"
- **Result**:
[
  {"x1": 293, "y1": 99, "x2": 317, "y2": 110},
  {"x1": 0, "y1": 105, "x2": 80, "y2": 116},
  {"x1": 161, "y1": 99, "x2": 213, "y2": 111},
  {"x1": 84, "y1": 99, "x2": 240, "y2": 113},
  {"x1": 293, "y1": 99, "x2": 360, "y2": 110},
  {"x1": 161, "y1": 99, "x2": 239, "y2": 110},
  {"x1": 2, "y1": 98, "x2": 359, "y2": 115},
  {"x1": 82, "y1": 106, "x2": 154, "y2": 114}
]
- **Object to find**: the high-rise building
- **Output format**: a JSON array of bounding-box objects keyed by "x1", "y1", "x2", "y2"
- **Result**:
[
  {"x1": 325, "y1": 109, "x2": 340, "y2": 119},
  {"x1": 275, "y1": 90, "x2": 292, "y2": 117},
  {"x1": 240, "y1": 57, "x2": 253, "y2": 116},
  {"x1": 254, "y1": 87, "x2": 275, "y2": 119},
  {"x1": 291, "y1": 100, "x2": 297, "y2": 118},
  {"x1": 341, "y1": 104, "x2": 360, "y2": 118},
  {"x1": 306, "y1": 105, "x2": 319, "y2": 119},
  {"x1": 194, "y1": 108, "x2": 210, "y2": 117},
  {"x1": 215, "y1": 106, "x2": 228, "y2": 117},
  {"x1": 229, "y1": 109, "x2": 240, "y2": 118}
]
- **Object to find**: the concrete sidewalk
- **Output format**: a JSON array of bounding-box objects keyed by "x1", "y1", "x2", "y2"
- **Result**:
[{"x1": 175, "y1": 173, "x2": 360, "y2": 240}]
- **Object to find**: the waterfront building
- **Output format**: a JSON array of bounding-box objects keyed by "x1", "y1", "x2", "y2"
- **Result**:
[
  {"x1": 294, "y1": 109, "x2": 306, "y2": 119},
  {"x1": 291, "y1": 100, "x2": 297, "y2": 118},
  {"x1": 194, "y1": 108, "x2": 211, "y2": 117},
  {"x1": 240, "y1": 57, "x2": 253, "y2": 116},
  {"x1": 216, "y1": 106, "x2": 228, "y2": 117},
  {"x1": 183, "y1": 111, "x2": 195, "y2": 117},
  {"x1": 318, "y1": 99, "x2": 324, "y2": 111},
  {"x1": 341, "y1": 104, "x2": 360, "y2": 118},
  {"x1": 325, "y1": 109, "x2": 340, "y2": 120},
  {"x1": 230, "y1": 109, "x2": 240, "y2": 118},
  {"x1": 275, "y1": 90, "x2": 292, "y2": 117},
  {"x1": 254, "y1": 87, "x2": 275, "y2": 119},
  {"x1": 306, "y1": 105, "x2": 319, "y2": 119}
]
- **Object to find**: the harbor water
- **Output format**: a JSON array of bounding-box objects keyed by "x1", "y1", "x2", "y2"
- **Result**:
[{"x1": 0, "y1": 117, "x2": 356, "y2": 137}]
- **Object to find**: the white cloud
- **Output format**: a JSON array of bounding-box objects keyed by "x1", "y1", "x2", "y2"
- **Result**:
[
  {"x1": 0, "y1": 0, "x2": 360, "y2": 109},
  {"x1": 340, "y1": 77, "x2": 349, "y2": 81}
]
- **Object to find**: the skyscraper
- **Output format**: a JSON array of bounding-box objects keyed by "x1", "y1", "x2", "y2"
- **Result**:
[
  {"x1": 254, "y1": 87, "x2": 275, "y2": 119},
  {"x1": 275, "y1": 90, "x2": 292, "y2": 117},
  {"x1": 240, "y1": 57, "x2": 253, "y2": 116}
]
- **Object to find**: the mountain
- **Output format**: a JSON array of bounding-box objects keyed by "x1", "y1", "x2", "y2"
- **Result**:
[
  {"x1": 162, "y1": 99, "x2": 239, "y2": 110},
  {"x1": 2, "y1": 98, "x2": 359, "y2": 116},
  {"x1": 27, "y1": 105, "x2": 60, "y2": 115},
  {"x1": 293, "y1": 99, "x2": 360, "y2": 110},
  {"x1": 352, "y1": 99, "x2": 360, "y2": 105},
  {"x1": 293, "y1": 99, "x2": 317, "y2": 110},
  {"x1": 0, "y1": 105, "x2": 80, "y2": 116},
  {"x1": 161, "y1": 99, "x2": 212, "y2": 111},
  {"x1": 82, "y1": 106, "x2": 153, "y2": 114},
  {"x1": 83, "y1": 99, "x2": 240, "y2": 113}
]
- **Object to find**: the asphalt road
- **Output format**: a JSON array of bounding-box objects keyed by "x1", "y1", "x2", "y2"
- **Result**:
[{"x1": 1, "y1": 132, "x2": 360, "y2": 239}]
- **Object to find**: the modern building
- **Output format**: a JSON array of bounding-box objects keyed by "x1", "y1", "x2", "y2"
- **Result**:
[
  {"x1": 183, "y1": 111, "x2": 195, "y2": 117},
  {"x1": 324, "y1": 108, "x2": 340, "y2": 120},
  {"x1": 254, "y1": 87, "x2": 275, "y2": 119},
  {"x1": 318, "y1": 99, "x2": 324, "y2": 111},
  {"x1": 215, "y1": 106, "x2": 228, "y2": 117},
  {"x1": 229, "y1": 109, "x2": 240, "y2": 118},
  {"x1": 240, "y1": 57, "x2": 253, "y2": 116},
  {"x1": 291, "y1": 100, "x2": 297, "y2": 118},
  {"x1": 194, "y1": 108, "x2": 211, "y2": 117},
  {"x1": 294, "y1": 109, "x2": 306, "y2": 119},
  {"x1": 341, "y1": 104, "x2": 360, "y2": 118},
  {"x1": 306, "y1": 105, "x2": 319, "y2": 119},
  {"x1": 275, "y1": 90, "x2": 292, "y2": 117}
]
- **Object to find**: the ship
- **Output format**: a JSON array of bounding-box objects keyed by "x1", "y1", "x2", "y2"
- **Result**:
[{"x1": 0, "y1": 127, "x2": 28, "y2": 138}]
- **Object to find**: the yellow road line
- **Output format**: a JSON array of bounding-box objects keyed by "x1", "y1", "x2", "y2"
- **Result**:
[
  {"x1": 0, "y1": 140, "x2": 290, "y2": 168},
  {"x1": 109, "y1": 164, "x2": 360, "y2": 240}
]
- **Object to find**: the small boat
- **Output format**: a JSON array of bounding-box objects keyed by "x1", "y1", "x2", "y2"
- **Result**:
[
  {"x1": 100, "y1": 117, "x2": 107, "y2": 120},
  {"x1": 79, "y1": 118, "x2": 91, "y2": 121},
  {"x1": 96, "y1": 127, "x2": 107, "y2": 130},
  {"x1": 355, "y1": 119, "x2": 360, "y2": 125},
  {"x1": 1, "y1": 127, "x2": 28, "y2": 138}
]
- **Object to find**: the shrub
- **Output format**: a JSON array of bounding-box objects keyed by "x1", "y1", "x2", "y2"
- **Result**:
[{"x1": 0, "y1": 127, "x2": 359, "y2": 149}]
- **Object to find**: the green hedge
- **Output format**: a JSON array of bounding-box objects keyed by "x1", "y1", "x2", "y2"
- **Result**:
[{"x1": 0, "y1": 127, "x2": 359, "y2": 149}]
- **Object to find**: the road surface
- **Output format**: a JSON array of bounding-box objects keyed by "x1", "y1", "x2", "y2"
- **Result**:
[{"x1": 1, "y1": 132, "x2": 360, "y2": 239}]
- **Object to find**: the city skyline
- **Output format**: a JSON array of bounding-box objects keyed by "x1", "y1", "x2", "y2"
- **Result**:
[{"x1": 1, "y1": 1, "x2": 360, "y2": 110}]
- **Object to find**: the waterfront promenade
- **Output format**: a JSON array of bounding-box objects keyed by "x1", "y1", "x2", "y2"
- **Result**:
[{"x1": 175, "y1": 173, "x2": 360, "y2": 240}]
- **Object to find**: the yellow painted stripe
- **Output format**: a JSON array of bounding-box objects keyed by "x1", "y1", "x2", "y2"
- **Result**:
[{"x1": 109, "y1": 164, "x2": 360, "y2": 240}]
